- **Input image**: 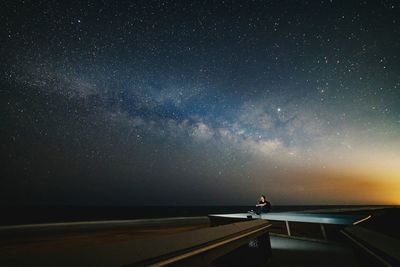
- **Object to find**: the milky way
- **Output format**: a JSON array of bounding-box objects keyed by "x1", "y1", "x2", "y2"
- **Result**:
[{"x1": 1, "y1": 1, "x2": 399, "y2": 205}]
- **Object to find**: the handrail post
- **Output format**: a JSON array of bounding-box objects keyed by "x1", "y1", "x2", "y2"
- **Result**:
[
  {"x1": 285, "y1": 221, "x2": 291, "y2": 236},
  {"x1": 320, "y1": 224, "x2": 327, "y2": 240}
]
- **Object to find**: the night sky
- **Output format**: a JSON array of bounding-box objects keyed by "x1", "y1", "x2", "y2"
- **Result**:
[{"x1": 1, "y1": 0, "x2": 399, "y2": 206}]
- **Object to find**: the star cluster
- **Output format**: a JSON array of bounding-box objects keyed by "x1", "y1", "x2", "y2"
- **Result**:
[{"x1": 1, "y1": 0, "x2": 399, "y2": 205}]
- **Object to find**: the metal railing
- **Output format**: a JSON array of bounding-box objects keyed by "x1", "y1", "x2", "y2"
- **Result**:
[{"x1": 209, "y1": 212, "x2": 370, "y2": 241}]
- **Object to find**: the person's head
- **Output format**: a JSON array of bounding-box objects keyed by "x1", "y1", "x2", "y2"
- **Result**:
[{"x1": 260, "y1": 195, "x2": 266, "y2": 202}]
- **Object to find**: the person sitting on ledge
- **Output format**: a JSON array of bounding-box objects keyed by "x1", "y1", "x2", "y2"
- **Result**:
[{"x1": 249, "y1": 195, "x2": 271, "y2": 215}]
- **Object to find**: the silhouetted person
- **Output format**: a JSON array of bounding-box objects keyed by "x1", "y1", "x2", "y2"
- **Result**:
[{"x1": 249, "y1": 195, "x2": 271, "y2": 215}]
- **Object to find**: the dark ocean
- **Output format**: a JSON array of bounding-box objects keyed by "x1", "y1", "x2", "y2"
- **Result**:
[{"x1": 0, "y1": 205, "x2": 382, "y2": 226}]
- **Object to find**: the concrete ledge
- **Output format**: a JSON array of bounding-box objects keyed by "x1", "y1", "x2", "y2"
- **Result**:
[
  {"x1": 0, "y1": 217, "x2": 210, "y2": 237},
  {"x1": 0, "y1": 219, "x2": 271, "y2": 267}
]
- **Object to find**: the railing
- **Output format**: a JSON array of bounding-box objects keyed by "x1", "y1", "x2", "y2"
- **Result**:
[
  {"x1": 209, "y1": 212, "x2": 370, "y2": 241},
  {"x1": 263, "y1": 212, "x2": 371, "y2": 240}
]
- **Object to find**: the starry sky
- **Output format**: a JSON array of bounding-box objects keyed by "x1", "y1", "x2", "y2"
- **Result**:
[{"x1": 1, "y1": 0, "x2": 399, "y2": 206}]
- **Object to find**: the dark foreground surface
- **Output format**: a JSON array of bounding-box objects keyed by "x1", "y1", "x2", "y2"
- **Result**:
[
  {"x1": 0, "y1": 206, "x2": 399, "y2": 266},
  {"x1": 356, "y1": 207, "x2": 400, "y2": 239},
  {"x1": 268, "y1": 235, "x2": 358, "y2": 267},
  {"x1": 0, "y1": 217, "x2": 209, "y2": 254}
]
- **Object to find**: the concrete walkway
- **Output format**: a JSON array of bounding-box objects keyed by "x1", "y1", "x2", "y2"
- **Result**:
[{"x1": 269, "y1": 235, "x2": 358, "y2": 267}]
